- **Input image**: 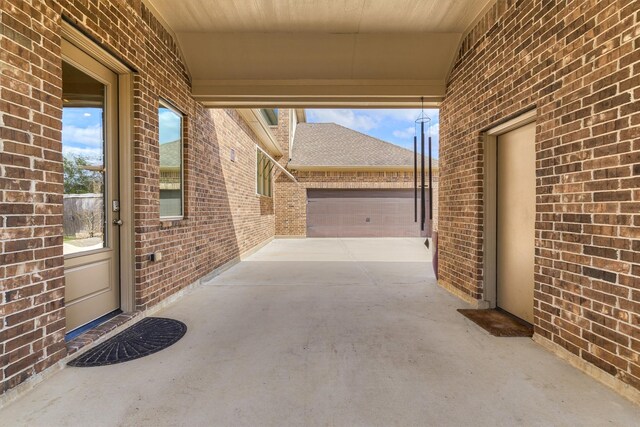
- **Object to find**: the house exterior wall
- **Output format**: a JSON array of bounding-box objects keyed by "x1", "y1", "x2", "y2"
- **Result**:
[
  {"x1": 0, "y1": 0, "x2": 274, "y2": 395},
  {"x1": 439, "y1": 0, "x2": 640, "y2": 392},
  {"x1": 283, "y1": 171, "x2": 439, "y2": 236},
  {"x1": 215, "y1": 109, "x2": 275, "y2": 249},
  {"x1": 274, "y1": 111, "x2": 439, "y2": 236}
]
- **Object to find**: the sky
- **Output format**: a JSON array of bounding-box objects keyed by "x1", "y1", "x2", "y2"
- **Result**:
[
  {"x1": 306, "y1": 109, "x2": 439, "y2": 158},
  {"x1": 159, "y1": 107, "x2": 181, "y2": 143},
  {"x1": 62, "y1": 106, "x2": 182, "y2": 163},
  {"x1": 62, "y1": 107, "x2": 104, "y2": 163},
  {"x1": 62, "y1": 107, "x2": 439, "y2": 162}
]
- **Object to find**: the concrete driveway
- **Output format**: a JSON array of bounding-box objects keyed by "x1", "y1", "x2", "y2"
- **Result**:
[{"x1": 2, "y1": 238, "x2": 639, "y2": 426}]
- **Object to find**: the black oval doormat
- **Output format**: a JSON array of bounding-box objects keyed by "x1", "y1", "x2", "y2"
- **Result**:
[{"x1": 68, "y1": 317, "x2": 187, "y2": 367}]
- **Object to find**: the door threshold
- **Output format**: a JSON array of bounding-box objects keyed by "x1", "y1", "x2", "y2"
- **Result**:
[
  {"x1": 65, "y1": 310, "x2": 142, "y2": 356},
  {"x1": 65, "y1": 310, "x2": 123, "y2": 341}
]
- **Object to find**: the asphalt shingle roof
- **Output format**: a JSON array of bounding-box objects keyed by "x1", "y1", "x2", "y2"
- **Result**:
[
  {"x1": 290, "y1": 123, "x2": 435, "y2": 168},
  {"x1": 159, "y1": 140, "x2": 181, "y2": 168}
]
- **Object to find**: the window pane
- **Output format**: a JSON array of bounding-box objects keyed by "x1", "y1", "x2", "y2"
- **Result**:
[
  {"x1": 266, "y1": 166, "x2": 272, "y2": 196},
  {"x1": 62, "y1": 62, "x2": 106, "y2": 255},
  {"x1": 159, "y1": 105, "x2": 183, "y2": 218},
  {"x1": 261, "y1": 108, "x2": 278, "y2": 126},
  {"x1": 256, "y1": 150, "x2": 273, "y2": 197}
]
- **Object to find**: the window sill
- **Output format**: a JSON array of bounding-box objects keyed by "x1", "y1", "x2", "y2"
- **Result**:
[{"x1": 160, "y1": 217, "x2": 185, "y2": 228}]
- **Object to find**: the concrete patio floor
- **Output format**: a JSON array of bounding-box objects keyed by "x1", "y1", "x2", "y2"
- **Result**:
[{"x1": 3, "y1": 238, "x2": 639, "y2": 426}]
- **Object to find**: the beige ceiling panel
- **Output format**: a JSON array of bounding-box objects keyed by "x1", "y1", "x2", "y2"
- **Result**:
[
  {"x1": 147, "y1": 0, "x2": 494, "y2": 33},
  {"x1": 191, "y1": 81, "x2": 445, "y2": 108},
  {"x1": 179, "y1": 32, "x2": 459, "y2": 81},
  {"x1": 351, "y1": 33, "x2": 460, "y2": 80},
  {"x1": 149, "y1": 0, "x2": 366, "y2": 32},
  {"x1": 358, "y1": 0, "x2": 493, "y2": 32},
  {"x1": 143, "y1": 0, "x2": 495, "y2": 106},
  {"x1": 179, "y1": 32, "x2": 356, "y2": 80}
]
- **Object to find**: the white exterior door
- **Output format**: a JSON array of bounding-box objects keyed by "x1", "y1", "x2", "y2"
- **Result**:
[
  {"x1": 62, "y1": 40, "x2": 120, "y2": 332},
  {"x1": 497, "y1": 122, "x2": 536, "y2": 323}
]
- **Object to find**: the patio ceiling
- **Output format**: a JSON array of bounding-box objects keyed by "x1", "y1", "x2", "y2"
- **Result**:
[{"x1": 144, "y1": 0, "x2": 494, "y2": 107}]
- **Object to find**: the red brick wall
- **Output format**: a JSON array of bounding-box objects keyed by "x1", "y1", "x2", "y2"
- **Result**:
[
  {"x1": 1, "y1": 0, "x2": 67, "y2": 395},
  {"x1": 440, "y1": 0, "x2": 639, "y2": 391},
  {"x1": 0, "y1": 0, "x2": 273, "y2": 395}
]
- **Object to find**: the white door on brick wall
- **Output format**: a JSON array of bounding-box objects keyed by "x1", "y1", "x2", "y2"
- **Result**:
[
  {"x1": 497, "y1": 122, "x2": 536, "y2": 324},
  {"x1": 62, "y1": 40, "x2": 120, "y2": 332}
]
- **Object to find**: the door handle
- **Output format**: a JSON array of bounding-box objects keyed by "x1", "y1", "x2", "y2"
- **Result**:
[{"x1": 113, "y1": 219, "x2": 123, "y2": 226}]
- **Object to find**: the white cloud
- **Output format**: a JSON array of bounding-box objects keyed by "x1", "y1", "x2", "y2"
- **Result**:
[
  {"x1": 306, "y1": 108, "x2": 440, "y2": 156},
  {"x1": 62, "y1": 145, "x2": 103, "y2": 162},
  {"x1": 367, "y1": 108, "x2": 438, "y2": 122},
  {"x1": 306, "y1": 109, "x2": 378, "y2": 132},
  {"x1": 391, "y1": 121, "x2": 438, "y2": 140},
  {"x1": 62, "y1": 124, "x2": 103, "y2": 147},
  {"x1": 159, "y1": 110, "x2": 181, "y2": 142},
  {"x1": 430, "y1": 122, "x2": 440, "y2": 137},
  {"x1": 306, "y1": 109, "x2": 439, "y2": 133},
  {"x1": 392, "y1": 126, "x2": 415, "y2": 139}
]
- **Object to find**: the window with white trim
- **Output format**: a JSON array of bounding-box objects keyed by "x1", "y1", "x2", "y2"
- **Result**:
[
  {"x1": 159, "y1": 101, "x2": 184, "y2": 218},
  {"x1": 256, "y1": 149, "x2": 272, "y2": 197}
]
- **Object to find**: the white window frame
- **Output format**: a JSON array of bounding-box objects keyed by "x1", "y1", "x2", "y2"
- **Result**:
[
  {"x1": 159, "y1": 99, "x2": 184, "y2": 220},
  {"x1": 256, "y1": 146, "x2": 273, "y2": 198}
]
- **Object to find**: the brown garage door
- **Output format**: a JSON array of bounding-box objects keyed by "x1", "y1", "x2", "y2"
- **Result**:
[{"x1": 307, "y1": 189, "x2": 427, "y2": 237}]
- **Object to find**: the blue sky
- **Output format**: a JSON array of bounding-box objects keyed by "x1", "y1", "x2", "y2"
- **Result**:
[
  {"x1": 62, "y1": 107, "x2": 104, "y2": 163},
  {"x1": 63, "y1": 107, "x2": 439, "y2": 162},
  {"x1": 306, "y1": 109, "x2": 439, "y2": 158},
  {"x1": 159, "y1": 107, "x2": 181, "y2": 143},
  {"x1": 63, "y1": 107, "x2": 182, "y2": 162}
]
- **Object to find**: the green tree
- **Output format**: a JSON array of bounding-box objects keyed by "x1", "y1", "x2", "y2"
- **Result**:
[{"x1": 63, "y1": 155, "x2": 102, "y2": 194}]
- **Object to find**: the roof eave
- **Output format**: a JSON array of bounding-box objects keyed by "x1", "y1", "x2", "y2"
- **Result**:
[
  {"x1": 288, "y1": 164, "x2": 438, "y2": 173},
  {"x1": 236, "y1": 109, "x2": 283, "y2": 157}
]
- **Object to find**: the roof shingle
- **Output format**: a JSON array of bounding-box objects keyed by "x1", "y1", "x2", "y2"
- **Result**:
[
  {"x1": 289, "y1": 123, "x2": 435, "y2": 168},
  {"x1": 159, "y1": 140, "x2": 181, "y2": 169}
]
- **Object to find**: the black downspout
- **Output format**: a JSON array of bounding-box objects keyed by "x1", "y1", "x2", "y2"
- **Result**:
[
  {"x1": 428, "y1": 135, "x2": 433, "y2": 236},
  {"x1": 414, "y1": 135, "x2": 417, "y2": 222},
  {"x1": 420, "y1": 121, "x2": 425, "y2": 232}
]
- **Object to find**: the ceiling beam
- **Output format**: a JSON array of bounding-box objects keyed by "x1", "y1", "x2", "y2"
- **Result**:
[{"x1": 193, "y1": 79, "x2": 444, "y2": 108}]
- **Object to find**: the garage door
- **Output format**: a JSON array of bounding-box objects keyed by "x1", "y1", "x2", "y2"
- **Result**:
[{"x1": 307, "y1": 189, "x2": 427, "y2": 237}]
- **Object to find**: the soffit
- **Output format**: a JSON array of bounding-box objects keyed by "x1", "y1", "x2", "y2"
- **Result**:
[
  {"x1": 144, "y1": 0, "x2": 494, "y2": 107},
  {"x1": 146, "y1": 0, "x2": 491, "y2": 33}
]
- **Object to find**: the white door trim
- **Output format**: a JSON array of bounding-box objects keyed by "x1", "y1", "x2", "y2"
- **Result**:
[
  {"x1": 62, "y1": 22, "x2": 136, "y2": 314},
  {"x1": 482, "y1": 109, "x2": 536, "y2": 308},
  {"x1": 486, "y1": 109, "x2": 536, "y2": 136}
]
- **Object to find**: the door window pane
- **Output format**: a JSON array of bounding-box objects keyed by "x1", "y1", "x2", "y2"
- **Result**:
[
  {"x1": 62, "y1": 62, "x2": 106, "y2": 255},
  {"x1": 256, "y1": 150, "x2": 272, "y2": 197},
  {"x1": 159, "y1": 103, "x2": 183, "y2": 218}
]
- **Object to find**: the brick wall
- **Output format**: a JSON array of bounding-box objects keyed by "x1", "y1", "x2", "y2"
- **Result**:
[
  {"x1": 214, "y1": 109, "x2": 275, "y2": 251},
  {"x1": 274, "y1": 109, "x2": 440, "y2": 236},
  {"x1": 0, "y1": 0, "x2": 274, "y2": 395},
  {"x1": 276, "y1": 170, "x2": 439, "y2": 236},
  {"x1": 440, "y1": 0, "x2": 639, "y2": 391},
  {"x1": 272, "y1": 109, "x2": 304, "y2": 235},
  {"x1": 1, "y1": 0, "x2": 67, "y2": 395}
]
